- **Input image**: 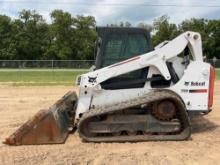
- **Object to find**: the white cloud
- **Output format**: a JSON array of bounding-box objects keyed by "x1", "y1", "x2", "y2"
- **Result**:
[{"x1": 0, "y1": 0, "x2": 219, "y2": 25}]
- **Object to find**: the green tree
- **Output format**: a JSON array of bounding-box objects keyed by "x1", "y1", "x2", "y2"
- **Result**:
[
  {"x1": 44, "y1": 10, "x2": 74, "y2": 60},
  {"x1": 152, "y1": 15, "x2": 179, "y2": 46},
  {"x1": 0, "y1": 15, "x2": 16, "y2": 59},
  {"x1": 207, "y1": 20, "x2": 220, "y2": 59},
  {"x1": 44, "y1": 10, "x2": 96, "y2": 60},
  {"x1": 12, "y1": 10, "x2": 49, "y2": 60},
  {"x1": 73, "y1": 15, "x2": 96, "y2": 60},
  {"x1": 179, "y1": 18, "x2": 212, "y2": 58}
]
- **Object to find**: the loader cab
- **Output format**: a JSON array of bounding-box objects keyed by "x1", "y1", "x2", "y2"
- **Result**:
[
  {"x1": 95, "y1": 27, "x2": 153, "y2": 68},
  {"x1": 94, "y1": 27, "x2": 153, "y2": 89}
]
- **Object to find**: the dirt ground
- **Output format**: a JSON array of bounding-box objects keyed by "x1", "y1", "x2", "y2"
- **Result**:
[{"x1": 0, "y1": 82, "x2": 220, "y2": 165}]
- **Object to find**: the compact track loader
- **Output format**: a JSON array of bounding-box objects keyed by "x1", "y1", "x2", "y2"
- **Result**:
[{"x1": 4, "y1": 27, "x2": 215, "y2": 145}]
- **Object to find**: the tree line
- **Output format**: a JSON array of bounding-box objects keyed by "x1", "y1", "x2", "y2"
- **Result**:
[
  {"x1": 152, "y1": 15, "x2": 220, "y2": 59},
  {"x1": 0, "y1": 10, "x2": 96, "y2": 60},
  {"x1": 0, "y1": 10, "x2": 219, "y2": 60}
]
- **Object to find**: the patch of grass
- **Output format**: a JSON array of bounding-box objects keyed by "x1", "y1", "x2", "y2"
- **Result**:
[
  {"x1": 0, "y1": 69, "x2": 87, "y2": 86},
  {"x1": 0, "y1": 68, "x2": 219, "y2": 86},
  {"x1": 216, "y1": 70, "x2": 220, "y2": 80}
]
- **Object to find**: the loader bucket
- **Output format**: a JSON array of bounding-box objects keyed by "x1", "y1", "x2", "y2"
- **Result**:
[{"x1": 3, "y1": 91, "x2": 78, "y2": 145}]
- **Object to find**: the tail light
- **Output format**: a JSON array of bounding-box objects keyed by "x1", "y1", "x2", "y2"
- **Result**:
[{"x1": 208, "y1": 65, "x2": 215, "y2": 108}]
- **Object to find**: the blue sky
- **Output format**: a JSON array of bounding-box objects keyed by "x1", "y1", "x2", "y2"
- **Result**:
[{"x1": 0, "y1": 0, "x2": 220, "y2": 25}]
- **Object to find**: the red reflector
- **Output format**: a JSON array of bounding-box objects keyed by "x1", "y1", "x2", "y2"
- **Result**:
[
  {"x1": 189, "y1": 89, "x2": 207, "y2": 93},
  {"x1": 208, "y1": 65, "x2": 215, "y2": 108}
]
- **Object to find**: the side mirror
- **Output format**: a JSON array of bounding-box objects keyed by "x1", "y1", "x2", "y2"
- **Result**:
[
  {"x1": 98, "y1": 38, "x2": 102, "y2": 47},
  {"x1": 89, "y1": 65, "x2": 96, "y2": 72},
  {"x1": 94, "y1": 37, "x2": 102, "y2": 60}
]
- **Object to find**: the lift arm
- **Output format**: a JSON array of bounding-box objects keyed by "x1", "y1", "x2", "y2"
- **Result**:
[{"x1": 80, "y1": 31, "x2": 203, "y2": 87}]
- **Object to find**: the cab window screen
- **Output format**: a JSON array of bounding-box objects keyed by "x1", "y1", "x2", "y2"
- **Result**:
[
  {"x1": 102, "y1": 34, "x2": 124, "y2": 67},
  {"x1": 102, "y1": 33, "x2": 149, "y2": 67},
  {"x1": 124, "y1": 34, "x2": 149, "y2": 58}
]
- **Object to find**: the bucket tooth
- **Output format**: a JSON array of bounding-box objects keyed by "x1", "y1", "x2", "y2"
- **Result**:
[{"x1": 3, "y1": 91, "x2": 78, "y2": 145}]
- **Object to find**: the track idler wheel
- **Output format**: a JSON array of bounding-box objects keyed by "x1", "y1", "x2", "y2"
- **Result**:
[{"x1": 152, "y1": 100, "x2": 176, "y2": 121}]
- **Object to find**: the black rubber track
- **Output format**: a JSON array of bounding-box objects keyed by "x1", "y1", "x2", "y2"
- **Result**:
[{"x1": 78, "y1": 90, "x2": 191, "y2": 142}]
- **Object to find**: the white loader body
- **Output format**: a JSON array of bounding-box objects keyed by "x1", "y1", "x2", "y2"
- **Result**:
[{"x1": 75, "y1": 31, "x2": 214, "y2": 121}]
